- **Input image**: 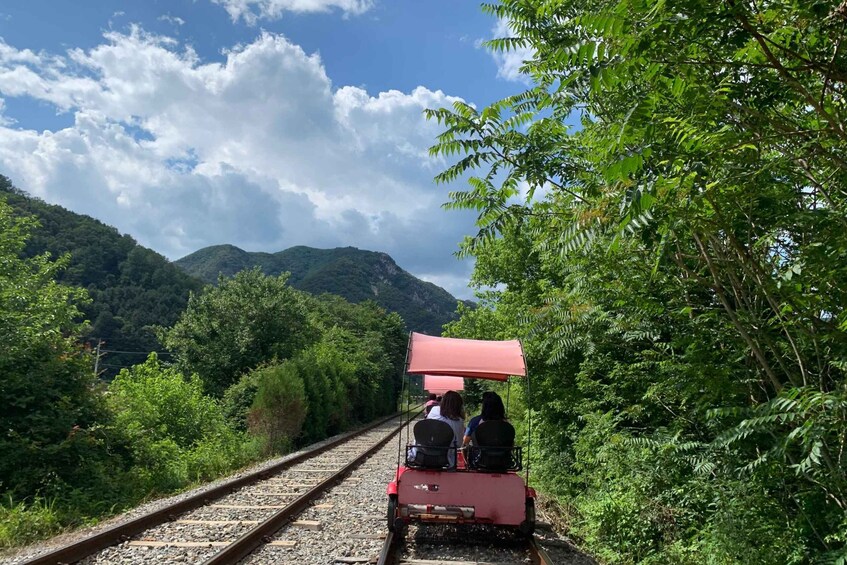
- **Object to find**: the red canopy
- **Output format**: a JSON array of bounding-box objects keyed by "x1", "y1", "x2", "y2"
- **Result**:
[
  {"x1": 406, "y1": 332, "x2": 526, "y2": 381},
  {"x1": 423, "y1": 375, "x2": 465, "y2": 394}
]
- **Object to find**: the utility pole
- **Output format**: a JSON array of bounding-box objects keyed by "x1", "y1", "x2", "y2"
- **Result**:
[{"x1": 93, "y1": 340, "x2": 103, "y2": 377}]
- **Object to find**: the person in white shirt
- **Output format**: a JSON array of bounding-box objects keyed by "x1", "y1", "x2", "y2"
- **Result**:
[{"x1": 425, "y1": 390, "x2": 465, "y2": 466}]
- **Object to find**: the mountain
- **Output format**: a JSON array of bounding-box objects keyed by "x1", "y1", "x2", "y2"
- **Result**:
[
  {"x1": 0, "y1": 175, "x2": 204, "y2": 376},
  {"x1": 175, "y1": 244, "x2": 462, "y2": 335}
]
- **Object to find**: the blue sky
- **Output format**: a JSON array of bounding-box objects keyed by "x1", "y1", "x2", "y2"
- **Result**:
[{"x1": 0, "y1": 0, "x2": 533, "y2": 299}]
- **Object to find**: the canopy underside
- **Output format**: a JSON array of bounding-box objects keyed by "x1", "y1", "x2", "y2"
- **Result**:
[{"x1": 406, "y1": 332, "x2": 526, "y2": 380}]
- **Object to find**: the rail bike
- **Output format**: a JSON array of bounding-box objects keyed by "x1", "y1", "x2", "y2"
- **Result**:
[{"x1": 387, "y1": 332, "x2": 536, "y2": 535}]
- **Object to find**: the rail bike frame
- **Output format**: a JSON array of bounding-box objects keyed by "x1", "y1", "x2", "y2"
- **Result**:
[{"x1": 387, "y1": 332, "x2": 536, "y2": 534}]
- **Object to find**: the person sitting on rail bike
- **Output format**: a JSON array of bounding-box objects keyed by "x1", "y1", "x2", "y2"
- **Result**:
[
  {"x1": 462, "y1": 391, "x2": 506, "y2": 448},
  {"x1": 426, "y1": 390, "x2": 465, "y2": 467},
  {"x1": 426, "y1": 393, "x2": 446, "y2": 418},
  {"x1": 463, "y1": 391, "x2": 517, "y2": 471},
  {"x1": 424, "y1": 393, "x2": 439, "y2": 416}
]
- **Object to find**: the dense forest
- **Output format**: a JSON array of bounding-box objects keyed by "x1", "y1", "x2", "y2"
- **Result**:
[
  {"x1": 436, "y1": 0, "x2": 847, "y2": 563},
  {"x1": 0, "y1": 176, "x2": 204, "y2": 377},
  {"x1": 0, "y1": 188, "x2": 406, "y2": 547},
  {"x1": 175, "y1": 244, "x2": 464, "y2": 335}
]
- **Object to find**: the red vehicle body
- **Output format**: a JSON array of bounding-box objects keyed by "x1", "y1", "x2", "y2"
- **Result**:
[{"x1": 387, "y1": 332, "x2": 536, "y2": 534}]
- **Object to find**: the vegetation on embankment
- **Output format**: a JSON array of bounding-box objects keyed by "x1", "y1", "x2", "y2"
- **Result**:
[
  {"x1": 435, "y1": 0, "x2": 847, "y2": 563},
  {"x1": 0, "y1": 196, "x2": 406, "y2": 548}
]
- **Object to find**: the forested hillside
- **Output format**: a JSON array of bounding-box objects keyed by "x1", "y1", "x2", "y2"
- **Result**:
[
  {"x1": 0, "y1": 176, "x2": 204, "y2": 376},
  {"x1": 1, "y1": 190, "x2": 406, "y2": 547},
  {"x1": 435, "y1": 1, "x2": 847, "y2": 563},
  {"x1": 176, "y1": 244, "x2": 462, "y2": 335}
]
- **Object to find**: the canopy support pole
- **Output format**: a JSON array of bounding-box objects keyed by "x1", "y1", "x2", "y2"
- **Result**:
[
  {"x1": 395, "y1": 332, "x2": 413, "y2": 473},
  {"x1": 526, "y1": 372, "x2": 532, "y2": 489}
]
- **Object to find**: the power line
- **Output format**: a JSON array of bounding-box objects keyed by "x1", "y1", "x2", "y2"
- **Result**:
[{"x1": 101, "y1": 349, "x2": 173, "y2": 355}]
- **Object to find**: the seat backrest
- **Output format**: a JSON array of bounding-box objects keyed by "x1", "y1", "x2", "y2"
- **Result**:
[
  {"x1": 474, "y1": 420, "x2": 515, "y2": 447},
  {"x1": 411, "y1": 419, "x2": 455, "y2": 469},
  {"x1": 472, "y1": 420, "x2": 516, "y2": 472}
]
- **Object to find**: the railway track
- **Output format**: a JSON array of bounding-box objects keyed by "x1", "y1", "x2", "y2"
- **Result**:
[
  {"x1": 12, "y1": 407, "x2": 581, "y2": 564},
  {"x1": 15, "y1": 411, "x2": 418, "y2": 565},
  {"x1": 378, "y1": 527, "x2": 556, "y2": 565}
]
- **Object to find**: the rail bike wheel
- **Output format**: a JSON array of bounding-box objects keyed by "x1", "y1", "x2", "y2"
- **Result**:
[
  {"x1": 519, "y1": 498, "x2": 536, "y2": 537},
  {"x1": 387, "y1": 494, "x2": 400, "y2": 532}
]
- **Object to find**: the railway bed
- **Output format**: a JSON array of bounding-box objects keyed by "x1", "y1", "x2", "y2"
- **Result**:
[
  {"x1": 8, "y1": 413, "x2": 410, "y2": 565},
  {"x1": 6, "y1": 410, "x2": 592, "y2": 564}
]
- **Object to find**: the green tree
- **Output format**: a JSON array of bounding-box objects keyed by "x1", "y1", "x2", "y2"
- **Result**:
[
  {"x1": 431, "y1": 0, "x2": 847, "y2": 561},
  {"x1": 248, "y1": 362, "x2": 308, "y2": 454},
  {"x1": 161, "y1": 268, "x2": 315, "y2": 395},
  {"x1": 0, "y1": 199, "x2": 111, "y2": 498}
]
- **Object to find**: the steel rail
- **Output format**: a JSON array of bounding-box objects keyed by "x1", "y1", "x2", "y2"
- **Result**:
[
  {"x1": 203, "y1": 417, "x2": 409, "y2": 564},
  {"x1": 21, "y1": 409, "x2": 417, "y2": 565},
  {"x1": 376, "y1": 530, "x2": 400, "y2": 565},
  {"x1": 528, "y1": 535, "x2": 555, "y2": 565}
]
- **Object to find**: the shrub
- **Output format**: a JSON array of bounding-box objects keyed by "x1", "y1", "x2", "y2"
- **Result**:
[
  {"x1": 222, "y1": 372, "x2": 260, "y2": 432},
  {"x1": 107, "y1": 353, "x2": 253, "y2": 492},
  {"x1": 248, "y1": 363, "x2": 308, "y2": 454}
]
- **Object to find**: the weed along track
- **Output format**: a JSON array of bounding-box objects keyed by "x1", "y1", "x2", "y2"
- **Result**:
[{"x1": 14, "y1": 413, "x2": 414, "y2": 565}]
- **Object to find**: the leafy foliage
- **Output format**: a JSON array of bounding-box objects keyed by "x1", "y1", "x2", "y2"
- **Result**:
[
  {"x1": 247, "y1": 363, "x2": 308, "y2": 455},
  {"x1": 107, "y1": 353, "x2": 257, "y2": 490},
  {"x1": 0, "y1": 497, "x2": 62, "y2": 549},
  {"x1": 160, "y1": 268, "x2": 314, "y2": 396},
  {"x1": 433, "y1": 0, "x2": 847, "y2": 561},
  {"x1": 0, "y1": 199, "x2": 115, "y2": 500}
]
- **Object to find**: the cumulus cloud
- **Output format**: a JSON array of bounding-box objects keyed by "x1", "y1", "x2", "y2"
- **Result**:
[
  {"x1": 0, "y1": 28, "x2": 476, "y2": 298},
  {"x1": 212, "y1": 0, "x2": 373, "y2": 24}
]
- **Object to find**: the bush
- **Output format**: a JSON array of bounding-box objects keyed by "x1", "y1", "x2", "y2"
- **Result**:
[
  {"x1": 293, "y1": 342, "x2": 353, "y2": 444},
  {"x1": 248, "y1": 363, "x2": 308, "y2": 454},
  {"x1": 222, "y1": 372, "x2": 260, "y2": 432},
  {"x1": 108, "y1": 354, "x2": 255, "y2": 492},
  {"x1": 547, "y1": 411, "x2": 810, "y2": 564}
]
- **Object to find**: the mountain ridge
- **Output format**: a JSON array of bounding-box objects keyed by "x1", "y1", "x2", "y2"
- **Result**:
[{"x1": 175, "y1": 244, "x2": 462, "y2": 335}]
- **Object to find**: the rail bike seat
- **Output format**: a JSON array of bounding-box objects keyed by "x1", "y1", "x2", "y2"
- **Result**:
[
  {"x1": 469, "y1": 420, "x2": 520, "y2": 472},
  {"x1": 407, "y1": 419, "x2": 455, "y2": 469}
]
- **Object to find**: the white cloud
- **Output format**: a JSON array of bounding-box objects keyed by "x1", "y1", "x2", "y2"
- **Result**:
[
  {"x1": 211, "y1": 0, "x2": 373, "y2": 24},
  {"x1": 0, "y1": 99, "x2": 12, "y2": 126},
  {"x1": 0, "y1": 28, "x2": 477, "y2": 298},
  {"x1": 0, "y1": 42, "x2": 43, "y2": 65},
  {"x1": 488, "y1": 18, "x2": 534, "y2": 83},
  {"x1": 158, "y1": 14, "x2": 186, "y2": 26}
]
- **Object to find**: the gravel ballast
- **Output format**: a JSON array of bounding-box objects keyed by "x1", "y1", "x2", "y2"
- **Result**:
[{"x1": 2, "y1": 415, "x2": 596, "y2": 564}]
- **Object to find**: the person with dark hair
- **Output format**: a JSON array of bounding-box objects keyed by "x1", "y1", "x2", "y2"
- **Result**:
[
  {"x1": 425, "y1": 390, "x2": 465, "y2": 466},
  {"x1": 424, "y1": 393, "x2": 439, "y2": 416},
  {"x1": 462, "y1": 391, "x2": 506, "y2": 447}
]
